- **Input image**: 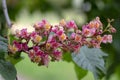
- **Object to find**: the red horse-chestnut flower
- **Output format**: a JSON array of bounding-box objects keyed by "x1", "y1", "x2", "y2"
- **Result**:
[{"x1": 9, "y1": 17, "x2": 116, "y2": 67}]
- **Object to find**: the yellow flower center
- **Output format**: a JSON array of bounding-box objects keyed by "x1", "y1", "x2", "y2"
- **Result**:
[
  {"x1": 60, "y1": 33, "x2": 66, "y2": 41},
  {"x1": 45, "y1": 23, "x2": 51, "y2": 31},
  {"x1": 75, "y1": 34, "x2": 81, "y2": 42},
  {"x1": 34, "y1": 35, "x2": 42, "y2": 43},
  {"x1": 60, "y1": 19, "x2": 66, "y2": 26},
  {"x1": 96, "y1": 35, "x2": 102, "y2": 42}
]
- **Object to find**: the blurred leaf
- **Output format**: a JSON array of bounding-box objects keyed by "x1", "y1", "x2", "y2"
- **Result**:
[
  {"x1": 0, "y1": 60, "x2": 17, "y2": 80},
  {"x1": 63, "y1": 51, "x2": 88, "y2": 80},
  {"x1": 9, "y1": 34, "x2": 18, "y2": 44},
  {"x1": 63, "y1": 51, "x2": 72, "y2": 62},
  {"x1": 74, "y1": 63, "x2": 88, "y2": 80},
  {"x1": 0, "y1": 36, "x2": 8, "y2": 60},
  {"x1": 6, "y1": 54, "x2": 24, "y2": 65},
  {"x1": 0, "y1": 36, "x2": 8, "y2": 43},
  {"x1": 72, "y1": 46, "x2": 107, "y2": 80}
]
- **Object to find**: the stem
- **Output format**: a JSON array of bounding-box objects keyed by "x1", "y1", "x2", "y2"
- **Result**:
[{"x1": 2, "y1": 0, "x2": 12, "y2": 28}]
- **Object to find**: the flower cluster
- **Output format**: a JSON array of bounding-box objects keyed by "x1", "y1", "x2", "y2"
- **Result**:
[{"x1": 8, "y1": 17, "x2": 116, "y2": 67}]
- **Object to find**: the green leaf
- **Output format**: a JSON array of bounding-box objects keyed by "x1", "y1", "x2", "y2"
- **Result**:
[
  {"x1": 74, "y1": 63, "x2": 88, "y2": 80},
  {"x1": 6, "y1": 54, "x2": 24, "y2": 65},
  {"x1": 63, "y1": 51, "x2": 72, "y2": 62},
  {"x1": 0, "y1": 60, "x2": 17, "y2": 80},
  {"x1": 0, "y1": 36, "x2": 8, "y2": 60},
  {"x1": 63, "y1": 51, "x2": 88, "y2": 79},
  {"x1": 0, "y1": 36, "x2": 8, "y2": 43},
  {"x1": 72, "y1": 46, "x2": 107, "y2": 80}
]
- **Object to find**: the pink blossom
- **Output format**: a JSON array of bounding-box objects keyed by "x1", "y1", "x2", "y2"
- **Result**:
[
  {"x1": 35, "y1": 50, "x2": 44, "y2": 56},
  {"x1": 107, "y1": 35, "x2": 112, "y2": 43},
  {"x1": 51, "y1": 42, "x2": 60, "y2": 49},
  {"x1": 33, "y1": 46, "x2": 40, "y2": 52},
  {"x1": 53, "y1": 50, "x2": 62, "y2": 61},
  {"x1": 28, "y1": 50, "x2": 35, "y2": 59},
  {"x1": 72, "y1": 44, "x2": 81, "y2": 52},
  {"x1": 102, "y1": 35, "x2": 112, "y2": 43},
  {"x1": 20, "y1": 28, "x2": 29, "y2": 39},
  {"x1": 75, "y1": 34, "x2": 82, "y2": 42},
  {"x1": 102, "y1": 35, "x2": 108, "y2": 43},
  {"x1": 52, "y1": 26, "x2": 58, "y2": 33},
  {"x1": 82, "y1": 27, "x2": 96, "y2": 37},
  {"x1": 90, "y1": 40, "x2": 101, "y2": 48},
  {"x1": 41, "y1": 54, "x2": 50, "y2": 67},
  {"x1": 70, "y1": 33, "x2": 76, "y2": 39},
  {"x1": 66, "y1": 20, "x2": 77, "y2": 29},
  {"x1": 59, "y1": 19, "x2": 66, "y2": 26},
  {"x1": 89, "y1": 17, "x2": 102, "y2": 29},
  {"x1": 110, "y1": 27, "x2": 116, "y2": 33},
  {"x1": 56, "y1": 29, "x2": 64, "y2": 36},
  {"x1": 13, "y1": 41, "x2": 22, "y2": 51},
  {"x1": 22, "y1": 43, "x2": 28, "y2": 51},
  {"x1": 59, "y1": 33, "x2": 67, "y2": 41},
  {"x1": 34, "y1": 19, "x2": 48, "y2": 29},
  {"x1": 30, "y1": 31, "x2": 37, "y2": 39}
]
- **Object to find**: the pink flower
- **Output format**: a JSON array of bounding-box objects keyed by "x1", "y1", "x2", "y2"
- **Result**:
[
  {"x1": 13, "y1": 41, "x2": 28, "y2": 51},
  {"x1": 107, "y1": 35, "x2": 112, "y2": 43},
  {"x1": 52, "y1": 26, "x2": 58, "y2": 33},
  {"x1": 34, "y1": 19, "x2": 48, "y2": 30},
  {"x1": 102, "y1": 35, "x2": 108, "y2": 43},
  {"x1": 66, "y1": 20, "x2": 77, "y2": 29},
  {"x1": 41, "y1": 54, "x2": 50, "y2": 67},
  {"x1": 89, "y1": 17, "x2": 102, "y2": 29},
  {"x1": 75, "y1": 34, "x2": 82, "y2": 42},
  {"x1": 13, "y1": 41, "x2": 22, "y2": 51},
  {"x1": 90, "y1": 40, "x2": 101, "y2": 48},
  {"x1": 30, "y1": 31, "x2": 37, "y2": 39},
  {"x1": 33, "y1": 46, "x2": 40, "y2": 52},
  {"x1": 59, "y1": 33, "x2": 67, "y2": 41},
  {"x1": 82, "y1": 27, "x2": 96, "y2": 37},
  {"x1": 22, "y1": 43, "x2": 28, "y2": 51},
  {"x1": 70, "y1": 33, "x2": 76, "y2": 39},
  {"x1": 102, "y1": 35, "x2": 112, "y2": 43},
  {"x1": 20, "y1": 28, "x2": 29, "y2": 39},
  {"x1": 53, "y1": 50, "x2": 62, "y2": 61},
  {"x1": 56, "y1": 29, "x2": 64, "y2": 36},
  {"x1": 33, "y1": 35, "x2": 42, "y2": 44},
  {"x1": 35, "y1": 50, "x2": 44, "y2": 56},
  {"x1": 59, "y1": 19, "x2": 66, "y2": 26},
  {"x1": 110, "y1": 27, "x2": 116, "y2": 33},
  {"x1": 51, "y1": 42, "x2": 60, "y2": 49},
  {"x1": 28, "y1": 50, "x2": 35, "y2": 59}
]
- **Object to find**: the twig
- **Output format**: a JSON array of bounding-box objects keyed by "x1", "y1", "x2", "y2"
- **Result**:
[{"x1": 2, "y1": 0, "x2": 12, "y2": 28}]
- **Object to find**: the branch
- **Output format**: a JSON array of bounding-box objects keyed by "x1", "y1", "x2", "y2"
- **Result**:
[{"x1": 2, "y1": 0, "x2": 12, "y2": 28}]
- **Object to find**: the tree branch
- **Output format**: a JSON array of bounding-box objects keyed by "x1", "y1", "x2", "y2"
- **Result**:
[{"x1": 2, "y1": 0, "x2": 12, "y2": 28}]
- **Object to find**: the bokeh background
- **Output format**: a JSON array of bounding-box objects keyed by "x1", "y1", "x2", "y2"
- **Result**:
[{"x1": 0, "y1": 0, "x2": 120, "y2": 80}]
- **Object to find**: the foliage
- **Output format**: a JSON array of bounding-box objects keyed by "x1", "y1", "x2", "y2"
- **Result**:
[
  {"x1": 72, "y1": 46, "x2": 107, "y2": 80},
  {"x1": 0, "y1": 36, "x2": 17, "y2": 80}
]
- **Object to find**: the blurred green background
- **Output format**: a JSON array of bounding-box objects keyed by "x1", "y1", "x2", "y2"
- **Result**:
[{"x1": 0, "y1": 0, "x2": 120, "y2": 80}]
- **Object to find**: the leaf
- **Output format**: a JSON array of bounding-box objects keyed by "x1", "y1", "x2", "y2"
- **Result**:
[
  {"x1": 74, "y1": 63, "x2": 88, "y2": 80},
  {"x1": 0, "y1": 36, "x2": 8, "y2": 43},
  {"x1": 0, "y1": 60, "x2": 17, "y2": 80},
  {"x1": 6, "y1": 54, "x2": 24, "y2": 65},
  {"x1": 72, "y1": 46, "x2": 107, "y2": 80},
  {"x1": 0, "y1": 36, "x2": 8, "y2": 60},
  {"x1": 63, "y1": 51, "x2": 88, "y2": 79}
]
